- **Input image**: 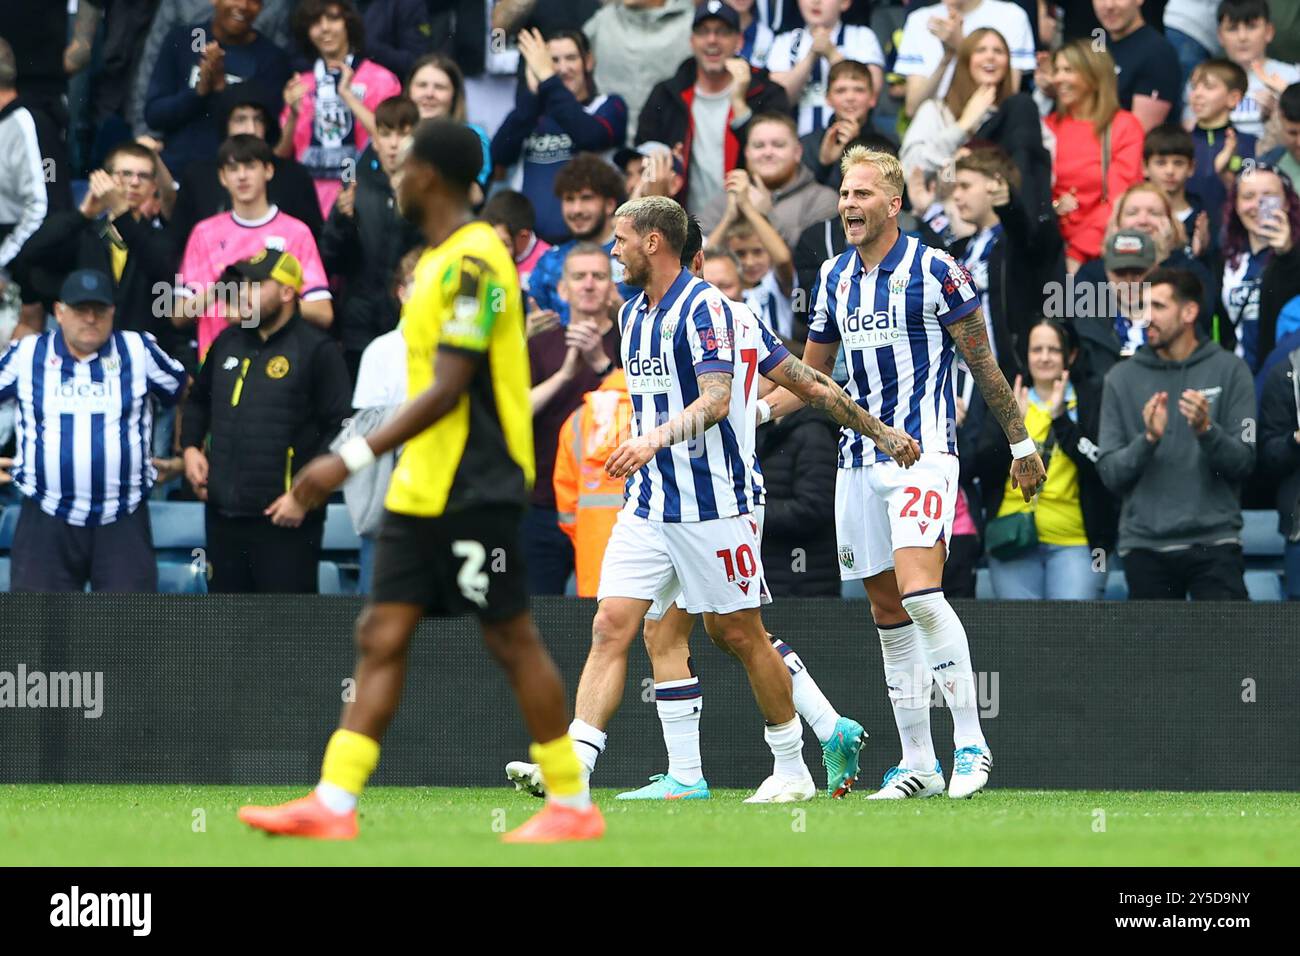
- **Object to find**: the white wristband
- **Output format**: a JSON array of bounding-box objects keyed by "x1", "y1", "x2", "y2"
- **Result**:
[
  {"x1": 757, "y1": 399, "x2": 772, "y2": 424},
  {"x1": 339, "y1": 436, "x2": 376, "y2": 474},
  {"x1": 1009, "y1": 437, "x2": 1037, "y2": 459}
]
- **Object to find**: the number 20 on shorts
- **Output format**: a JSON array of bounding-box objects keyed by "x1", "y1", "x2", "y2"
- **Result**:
[{"x1": 899, "y1": 486, "x2": 942, "y2": 519}]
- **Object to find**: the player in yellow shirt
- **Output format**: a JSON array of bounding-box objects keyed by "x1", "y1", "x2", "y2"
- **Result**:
[{"x1": 237, "y1": 119, "x2": 603, "y2": 844}]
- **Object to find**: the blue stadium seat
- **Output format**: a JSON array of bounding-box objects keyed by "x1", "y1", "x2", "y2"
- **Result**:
[
  {"x1": 1244, "y1": 570, "x2": 1283, "y2": 602},
  {"x1": 1104, "y1": 570, "x2": 1129, "y2": 601},
  {"x1": 0, "y1": 506, "x2": 18, "y2": 550},
  {"x1": 318, "y1": 560, "x2": 351, "y2": 595},
  {"x1": 149, "y1": 501, "x2": 206, "y2": 551},
  {"x1": 841, "y1": 578, "x2": 867, "y2": 599},
  {"x1": 974, "y1": 567, "x2": 994, "y2": 599},
  {"x1": 323, "y1": 503, "x2": 361, "y2": 552},
  {"x1": 1242, "y1": 510, "x2": 1285, "y2": 560},
  {"x1": 0, "y1": 556, "x2": 9, "y2": 592},
  {"x1": 156, "y1": 560, "x2": 208, "y2": 594}
]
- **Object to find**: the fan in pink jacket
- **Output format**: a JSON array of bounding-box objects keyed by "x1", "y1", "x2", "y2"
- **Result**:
[{"x1": 276, "y1": 0, "x2": 401, "y2": 216}]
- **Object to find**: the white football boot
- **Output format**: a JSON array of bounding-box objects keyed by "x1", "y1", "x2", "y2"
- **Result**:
[
  {"x1": 744, "y1": 770, "x2": 817, "y2": 803},
  {"x1": 948, "y1": 746, "x2": 993, "y2": 799},
  {"x1": 505, "y1": 761, "x2": 545, "y2": 798},
  {"x1": 865, "y1": 763, "x2": 946, "y2": 799}
]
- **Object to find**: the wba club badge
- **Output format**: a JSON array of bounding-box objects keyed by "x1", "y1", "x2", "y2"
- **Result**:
[{"x1": 839, "y1": 546, "x2": 854, "y2": 569}]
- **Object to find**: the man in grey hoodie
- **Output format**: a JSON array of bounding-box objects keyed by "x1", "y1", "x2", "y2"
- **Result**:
[{"x1": 1098, "y1": 267, "x2": 1256, "y2": 599}]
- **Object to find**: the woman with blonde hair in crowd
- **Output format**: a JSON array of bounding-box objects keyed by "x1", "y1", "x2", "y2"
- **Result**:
[
  {"x1": 1041, "y1": 39, "x2": 1145, "y2": 272},
  {"x1": 1073, "y1": 181, "x2": 1219, "y2": 332}
]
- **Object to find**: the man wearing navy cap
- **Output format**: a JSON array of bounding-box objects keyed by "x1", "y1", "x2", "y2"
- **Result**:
[
  {"x1": 636, "y1": 0, "x2": 790, "y2": 214},
  {"x1": 0, "y1": 269, "x2": 186, "y2": 591}
]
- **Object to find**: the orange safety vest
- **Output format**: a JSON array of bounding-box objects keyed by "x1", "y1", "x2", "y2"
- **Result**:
[{"x1": 553, "y1": 369, "x2": 633, "y2": 597}]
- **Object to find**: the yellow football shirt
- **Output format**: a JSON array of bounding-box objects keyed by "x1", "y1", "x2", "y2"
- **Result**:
[
  {"x1": 996, "y1": 399, "x2": 1088, "y2": 546},
  {"x1": 384, "y1": 221, "x2": 534, "y2": 517}
]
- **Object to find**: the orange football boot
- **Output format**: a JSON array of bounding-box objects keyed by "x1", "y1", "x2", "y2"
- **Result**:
[
  {"x1": 501, "y1": 802, "x2": 605, "y2": 844},
  {"x1": 237, "y1": 792, "x2": 359, "y2": 840}
]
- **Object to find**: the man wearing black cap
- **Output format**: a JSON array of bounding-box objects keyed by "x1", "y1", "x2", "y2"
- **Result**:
[
  {"x1": 636, "y1": 1, "x2": 790, "y2": 216},
  {"x1": 0, "y1": 269, "x2": 186, "y2": 591},
  {"x1": 179, "y1": 248, "x2": 351, "y2": 593}
]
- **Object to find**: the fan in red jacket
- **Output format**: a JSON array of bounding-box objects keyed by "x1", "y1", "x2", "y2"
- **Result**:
[{"x1": 635, "y1": 1, "x2": 791, "y2": 216}]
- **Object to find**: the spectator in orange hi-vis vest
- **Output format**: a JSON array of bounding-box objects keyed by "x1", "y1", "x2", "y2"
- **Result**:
[{"x1": 553, "y1": 367, "x2": 633, "y2": 597}]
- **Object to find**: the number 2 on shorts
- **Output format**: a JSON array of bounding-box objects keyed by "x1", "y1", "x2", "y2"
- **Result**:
[{"x1": 451, "y1": 540, "x2": 489, "y2": 607}]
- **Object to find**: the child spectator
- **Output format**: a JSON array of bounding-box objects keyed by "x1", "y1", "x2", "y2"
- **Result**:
[
  {"x1": 482, "y1": 190, "x2": 552, "y2": 295},
  {"x1": 728, "y1": 0, "x2": 776, "y2": 69},
  {"x1": 719, "y1": 217, "x2": 795, "y2": 340},
  {"x1": 170, "y1": 85, "x2": 324, "y2": 252},
  {"x1": 948, "y1": 146, "x2": 1046, "y2": 374},
  {"x1": 1260, "y1": 82, "x2": 1300, "y2": 185},
  {"x1": 1143, "y1": 123, "x2": 1210, "y2": 256},
  {"x1": 175, "y1": 135, "x2": 331, "y2": 361},
  {"x1": 766, "y1": 0, "x2": 884, "y2": 136},
  {"x1": 1187, "y1": 58, "x2": 1257, "y2": 242},
  {"x1": 801, "y1": 59, "x2": 880, "y2": 188},
  {"x1": 1214, "y1": 0, "x2": 1299, "y2": 141},
  {"x1": 490, "y1": 28, "x2": 627, "y2": 245},
  {"x1": 276, "y1": 0, "x2": 402, "y2": 217},
  {"x1": 318, "y1": 94, "x2": 423, "y2": 382}
]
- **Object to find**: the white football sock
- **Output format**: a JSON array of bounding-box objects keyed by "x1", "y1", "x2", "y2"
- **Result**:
[
  {"x1": 764, "y1": 716, "x2": 808, "y2": 778},
  {"x1": 901, "y1": 588, "x2": 987, "y2": 752},
  {"x1": 314, "y1": 781, "x2": 357, "y2": 814},
  {"x1": 877, "y1": 619, "x2": 938, "y2": 771},
  {"x1": 771, "y1": 637, "x2": 840, "y2": 743},
  {"x1": 655, "y1": 677, "x2": 703, "y2": 785},
  {"x1": 568, "y1": 718, "x2": 607, "y2": 776}
]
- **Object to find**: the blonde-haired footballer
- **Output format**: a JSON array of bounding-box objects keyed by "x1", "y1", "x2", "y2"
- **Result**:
[{"x1": 764, "y1": 146, "x2": 1046, "y2": 799}]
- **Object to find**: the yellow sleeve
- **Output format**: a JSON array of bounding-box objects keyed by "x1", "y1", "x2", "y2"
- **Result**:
[
  {"x1": 554, "y1": 409, "x2": 580, "y2": 545},
  {"x1": 439, "y1": 255, "x2": 505, "y2": 354}
]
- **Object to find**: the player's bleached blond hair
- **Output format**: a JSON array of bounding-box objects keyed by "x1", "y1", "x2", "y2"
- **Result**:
[
  {"x1": 614, "y1": 195, "x2": 688, "y2": 254},
  {"x1": 840, "y1": 146, "x2": 904, "y2": 199}
]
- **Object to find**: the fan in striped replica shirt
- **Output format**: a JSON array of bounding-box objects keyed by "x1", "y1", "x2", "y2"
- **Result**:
[
  {"x1": 0, "y1": 269, "x2": 185, "y2": 591},
  {"x1": 507, "y1": 195, "x2": 920, "y2": 806},
  {"x1": 765, "y1": 146, "x2": 1046, "y2": 802}
]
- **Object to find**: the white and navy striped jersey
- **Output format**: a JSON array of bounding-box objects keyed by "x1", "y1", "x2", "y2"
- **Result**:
[
  {"x1": 743, "y1": 269, "x2": 795, "y2": 340},
  {"x1": 0, "y1": 329, "x2": 186, "y2": 526},
  {"x1": 766, "y1": 24, "x2": 886, "y2": 136},
  {"x1": 955, "y1": 223, "x2": 1002, "y2": 363},
  {"x1": 808, "y1": 232, "x2": 978, "y2": 468},
  {"x1": 620, "y1": 269, "x2": 789, "y2": 522}
]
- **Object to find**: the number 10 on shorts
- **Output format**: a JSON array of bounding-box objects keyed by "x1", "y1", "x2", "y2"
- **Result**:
[{"x1": 715, "y1": 545, "x2": 757, "y2": 583}]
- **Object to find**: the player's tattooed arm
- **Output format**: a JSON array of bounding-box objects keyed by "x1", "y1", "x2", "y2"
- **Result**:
[
  {"x1": 605, "y1": 371, "x2": 733, "y2": 478},
  {"x1": 948, "y1": 307, "x2": 1045, "y2": 499},
  {"x1": 768, "y1": 354, "x2": 920, "y2": 467}
]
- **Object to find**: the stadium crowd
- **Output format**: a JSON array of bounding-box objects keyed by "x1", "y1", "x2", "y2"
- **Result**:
[{"x1": 1, "y1": 0, "x2": 1299, "y2": 601}]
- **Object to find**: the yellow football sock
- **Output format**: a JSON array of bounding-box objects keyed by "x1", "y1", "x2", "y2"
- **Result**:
[
  {"x1": 531, "y1": 735, "x2": 586, "y2": 799},
  {"x1": 320, "y1": 729, "x2": 381, "y2": 795}
]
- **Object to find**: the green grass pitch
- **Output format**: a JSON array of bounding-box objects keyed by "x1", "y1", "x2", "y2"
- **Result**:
[{"x1": 5, "y1": 785, "x2": 1300, "y2": 866}]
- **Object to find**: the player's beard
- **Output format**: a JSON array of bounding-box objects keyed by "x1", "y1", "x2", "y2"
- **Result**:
[{"x1": 621, "y1": 252, "x2": 649, "y2": 288}]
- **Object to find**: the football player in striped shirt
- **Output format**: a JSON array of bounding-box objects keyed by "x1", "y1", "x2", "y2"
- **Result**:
[
  {"x1": 509, "y1": 196, "x2": 920, "y2": 803},
  {"x1": 765, "y1": 146, "x2": 1045, "y2": 799}
]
